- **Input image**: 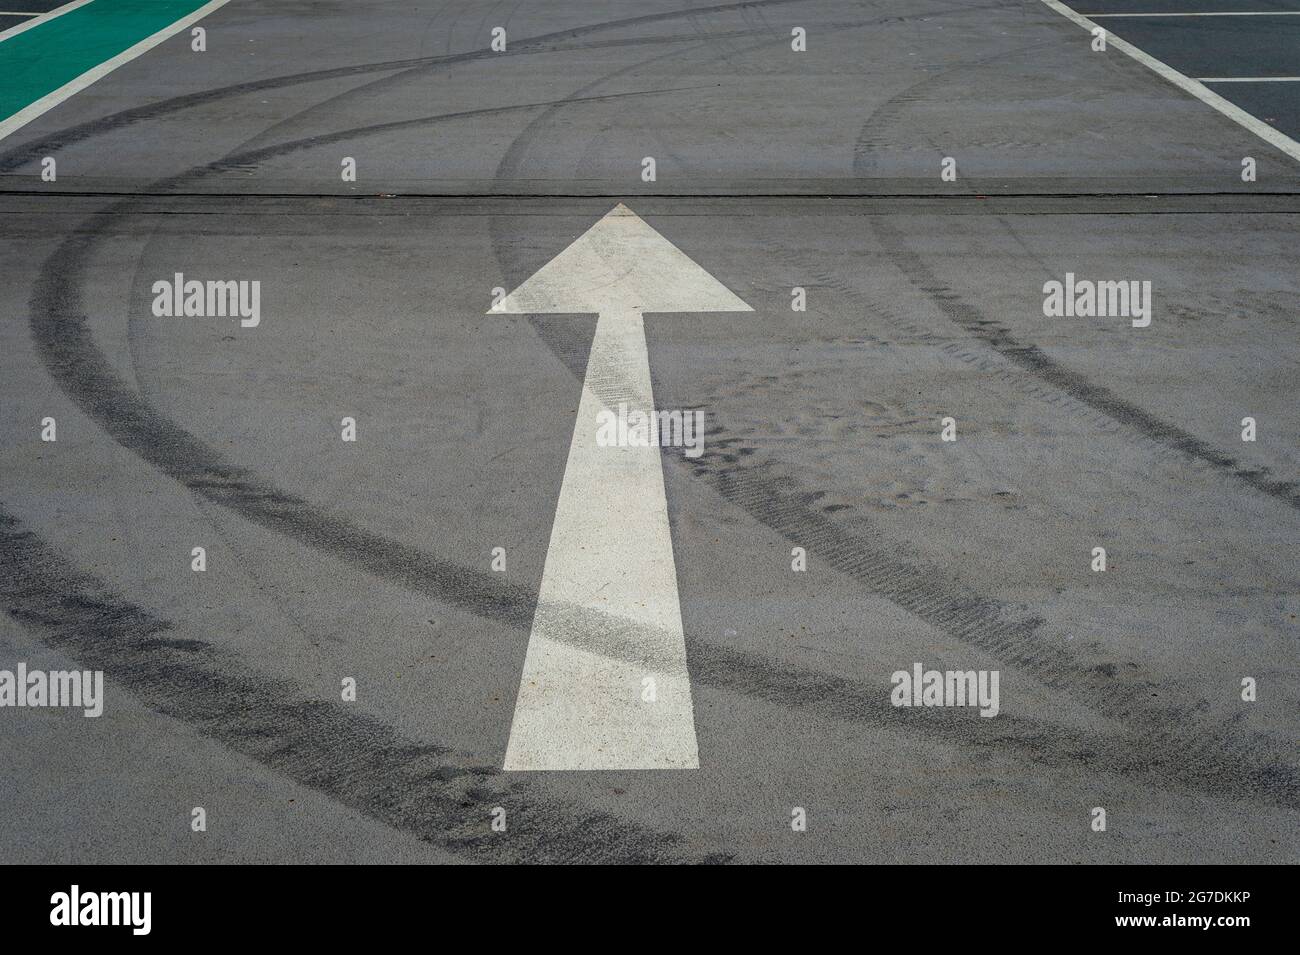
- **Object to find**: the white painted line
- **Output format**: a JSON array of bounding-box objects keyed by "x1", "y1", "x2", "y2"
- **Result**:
[
  {"x1": 1086, "y1": 11, "x2": 1300, "y2": 15},
  {"x1": 0, "y1": 0, "x2": 94, "y2": 42},
  {"x1": 494, "y1": 203, "x2": 751, "y2": 771},
  {"x1": 1039, "y1": 0, "x2": 1300, "y2": 163},
  {"x1": 1199, "y1": 76, "x2": 1300, "y2": 82},
  {"x1": 0, "y1": 0, "x2": 232, "y2": 145}
]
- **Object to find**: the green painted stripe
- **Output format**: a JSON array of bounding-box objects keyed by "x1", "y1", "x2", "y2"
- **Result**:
[{"x1": 0, "y1": 0, "x2": 213, "y2": 122}]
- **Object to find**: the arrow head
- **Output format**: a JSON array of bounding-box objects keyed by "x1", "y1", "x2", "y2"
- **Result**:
[{"x1": 489, "y1": 203, "x2": 752, "y2": 315}]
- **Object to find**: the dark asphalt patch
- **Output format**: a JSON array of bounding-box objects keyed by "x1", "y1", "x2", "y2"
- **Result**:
[
  {"x1": 1052, "y1": 2, "x2": 1300, "y2": 142},
  {"x1": 4, "y1": 0, "x2": 1296, "y2": 863}
]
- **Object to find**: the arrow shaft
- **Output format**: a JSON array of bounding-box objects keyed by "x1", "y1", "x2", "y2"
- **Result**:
[{"x1": 503, "y1": 308, "x2": 699, "y2": 770}]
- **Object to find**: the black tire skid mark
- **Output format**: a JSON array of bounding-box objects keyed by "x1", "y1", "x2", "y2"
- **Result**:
[
  {"x1": 737, "y1": 217, "x2": 1298, "y2": 807},
  {"x1": 485, "y1": 1, "x2": 1025, "y2": 383},
  {"x1": 849, "y1": 38, "x2": 1059, "y2": 183},
  {"x1": 847, "y1": 32, "x2": 1300, "y2": 510},
  {"x1": 871, "y1": 217, "x2": 1300, "y2": 509},
  {"x1": 0, "y1": 0, "x2": 823, "y2": 174},
  {"x1": 24, "y1": 93, "x2": 722, "y2": 647},
  {"x1": 230, "y1": 29, "x2": 774, "y2": 161},
  {"x1": 989, "y1": 210, "x2": 1300, "y2": 473},
  {"x1": 0, "y1": 0, "x2": 989, "y2": 865},
  {"x1": 481, "y1": 28, "x2": 1300, "y2": 807},
  {"x1": 321, "y1": 2, "x2": 1004, "y2": 206},
  {"x1": 685, "y1": 448, "x2": 1299, "y2": 808},
  {"x1": 26, "y1": 177, "x2": 1298, "y2": 812},
  {"x1": 9, "y1": 0, "x2": 1292, "y2": 822},
  {"x1": 488, "y1": 38, "x2": 739, "y2": 381},
  {"x1": 31, "y1": 222, "x2": 539, "y2": 633},
  {"x1": 7, "y1": 95, "x2": 1151, "y2": 834},
  {"x1": 825, "y1": 45, "x2": 1298, "y2": 793},
  {"x1": 733, "y1": 41, "x2": 1300, "y2": 805},
  {"x1": 1, "y1": 35, "x2": 854, "y2": 196},
  {"x1": 0, "y1": 505, "x2": 727, "y2": 863},
  {"x1": 326, "y1": 0, "x2": 899, "y2": 132}
]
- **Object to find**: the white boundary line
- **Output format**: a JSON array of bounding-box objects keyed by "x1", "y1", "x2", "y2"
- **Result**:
[
  {"x1": 1038, "y1": 0, "x2": 1300, "y2": 163},
  {"x1": 0, "y1": 0, "x2": 95, "y2": 42},
  {"x1": 1201, "y1": 76, "x2": 1300, "y2": 82},
  {"x1": 0, "y1": 0, "x2": 232, "y2": 145}
]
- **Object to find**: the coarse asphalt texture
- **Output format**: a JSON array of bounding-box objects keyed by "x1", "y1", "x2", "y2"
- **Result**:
[{"x1": 0, "y1": 0, "x2": 1297, "y2": 864}]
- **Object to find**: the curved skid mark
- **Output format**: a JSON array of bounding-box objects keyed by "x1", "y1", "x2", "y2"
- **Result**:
[
  {"x1": 25, "y1": 159, "x2": 1297, "y2": 807},
  {"x1": 0, "y1": 505, "x2": 723, "y2": 864},
  {"x1": 0, "y1": 0, "x2": 820, "y2": 172},
  {"x1": 872, "y1": 218, "x2": 1300, "y2": 509},
  {"x1": 481, "y1": 25, "x2": 1299, "y2": 803},
  {"x1": 22, "y1": 220, "x2": 1299, "y2": 814},
  {"x1": 10, "y1": 0, "x2": 1294, "y2": 815},
  {"x1": 847, "y1": 32, "x2": 1298, "y2": 509}
]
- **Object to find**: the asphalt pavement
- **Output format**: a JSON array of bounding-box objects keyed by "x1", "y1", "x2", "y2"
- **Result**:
[{"x1": 0, "y1": 0, "x2": 1296, "y2": 864}]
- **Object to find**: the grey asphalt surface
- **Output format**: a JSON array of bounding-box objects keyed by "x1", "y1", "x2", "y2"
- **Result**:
[{"x1": 0, "y1": 0, "x2": 1297, "y2": 864}]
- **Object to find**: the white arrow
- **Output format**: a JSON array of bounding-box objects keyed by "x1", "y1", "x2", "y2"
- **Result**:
[{"x1": 492, "y1": 203, "x2": 751, "y2": 770}]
